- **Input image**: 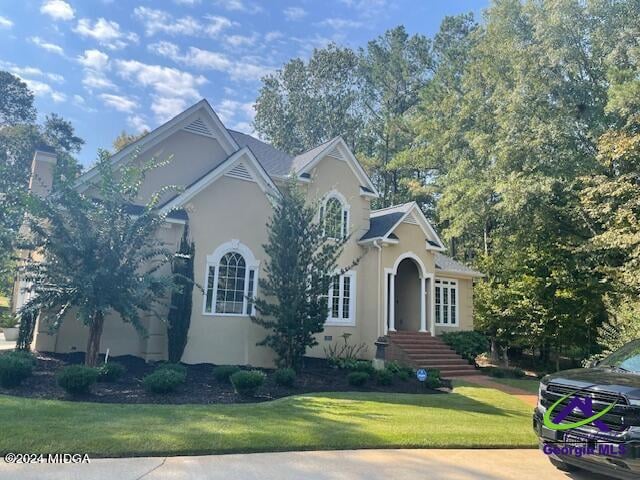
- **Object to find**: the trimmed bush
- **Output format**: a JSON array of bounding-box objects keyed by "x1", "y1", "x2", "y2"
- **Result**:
[
  {"x1": 97, "y1": 362, "x2": 126, "y2": 382},
  {"x1": 213, "y1": 365, "x2": 241, "y2": 383},
  {"x1": 57, "y1": 365, "x2": 98, "y2": 395},
  {"x1": 0, "y1": 352, "x2": 34, "y2": 387},
  {"x1": 143, "y1": 369, "x2": 186, "y2": 394},
  {"x1": 488, "y1": 367, "x2": 507, "y2": 378},
  {"x1": 513, "y1": 368, "x2": 527, "y2": 378},
  {"x1": 440, "y1": 331, "x2": 488, "y2": 364},
  {"x1": 157, "y1": 362, "x2": 187, "y2": 377},
  {"x1": 273, "y1": 367, "x2": 295, "y2": 387},
  {"x1": 375, "y1": 368, "x2": 394, "y2": 385},
  {"x1": 6, "y1": 350, "x2": 37, "y2": 366},
  {"x1": 396, "y1": 369, "x2": 410, "y2": 382},
  {"x1": 347, "y1": 371, "x2": 369, "y2": 386},
  {"x1": 425, "y1": 376, "x2": 442, "y2": 389},
  {"x1": 349, "y1": 360, "x2": 375, "y2": 375},
  {"x1": 230, "y1": 370, "x2": 265, "y2": 397}
]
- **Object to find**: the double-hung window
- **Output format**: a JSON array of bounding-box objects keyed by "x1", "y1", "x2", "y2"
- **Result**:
[
  {"x1": 326, "y1": 271, "x2": 356, "y2": 326},
  {"x1": 204, "y1": 241, "x2": 259, "y2": 316},
  {"x1": 434, "y1": 279, "x2": 458, "y2": 326}
]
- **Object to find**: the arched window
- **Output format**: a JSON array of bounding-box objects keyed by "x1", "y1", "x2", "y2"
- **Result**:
[
  {"x1": 204, "y1": 241, "x2": 259, "y2": 316},
  {"x1": 320, "y1": 192, "x2": 349, "y2": 240}
]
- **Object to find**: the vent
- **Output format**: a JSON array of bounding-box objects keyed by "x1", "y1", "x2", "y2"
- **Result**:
[
  {"x1": 183, "y1": 118, "x2": 215, "y2": 138},
  {"x1": 403, "y1": 212, "x2": 418, "y2": 225},
  {"x1": 225, "y1": 162, "x2": 253, "y2": 182},
  {"x1": 327, "y1": 146, "x2": 346, "y2": 161}
]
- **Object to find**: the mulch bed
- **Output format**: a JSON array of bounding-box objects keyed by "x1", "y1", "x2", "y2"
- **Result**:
[{"x1": 0, "y1": 351, "x2": 449, "y2": 405}]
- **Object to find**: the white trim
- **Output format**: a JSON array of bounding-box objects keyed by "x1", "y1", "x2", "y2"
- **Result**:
[
  {"x1": 203, "y1": 240, "x2": 260, "y2": 317},
  {"x1": 436, "y1": 269, "x2": 484, "y2": 279},
  {"x1": 434, "y1": 278, "x2": 459, "y2": 327},
  {"x1": 383, "y1": 267, "x2": 392, "y2": 335},
  {"x1": 76, "y1": 99, "x2": 239, "y2": 192},
  {"x1": 359, "y1": 186, "x2": 377, "y2": 199},
  {"x1": 159, "y1": 147, "x2": 278, "y2": 215},
  {"x1": 391, "y1": 252, "x2": 427, "y2": 279},
  {"x1": 320, "y1": 190, "x2": 350, "y2": 240},
  {"x1": 325, "y1": 270, "x2": 356, "y2": 326},
  {"x1": 297, "y1": 137, "x2": 379, "y2": 197}
]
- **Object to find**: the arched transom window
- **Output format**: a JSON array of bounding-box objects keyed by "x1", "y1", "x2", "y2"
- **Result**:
[
  {"x1": 320, "y1": 192, "x2": 349, "y2": 240},
  {"x1": 204, "y1": 241, "x2": 259, "y2": 316}
]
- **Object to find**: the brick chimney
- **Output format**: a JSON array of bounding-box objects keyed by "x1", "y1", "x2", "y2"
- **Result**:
[{"x1": 29, "y1": 148, "x2": 57, "y2": 197}]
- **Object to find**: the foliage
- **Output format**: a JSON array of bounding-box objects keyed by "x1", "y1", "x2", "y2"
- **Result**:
[
  {"x1": 347, "y1": 371, "x2": 369, "y2": 387},
  {"x1": 487, "y1": 367, "x2": 525, "y2": 379},
  {"x1": 324, "y1": 333, "x2": 369, "y2": 369},
  {"x1": 587, "y1": 298, "x2": 640, "y2": 364},
  {"x1": 112, "y1": 130, "x2": 148, "y2": 153},
  {"x1": 56, "y1": 365, "x2": 98, "y2": 395},
  {"x1": 143, "y1": 368, "x2": 186, "y2": 394},
  {"x1": 348, "y1": 360, "x2": 375, "y2": 375},
  {"x1": 273, "y1": 367, "x2": 296, "y2": 387},
  {"x1": 17, "y1": 149, "x2": 178, "y2": 366},
  {"x1": 425, "y1": 376, "x2": 442, "y2": 389},
  {"x1": 0, "y1": 71, "x2": 36, "y2": 124},
  {"x1": 385, "y1": 360, "x2": 413, "y2": 380},
  {"x1": 212, "y1": 365, "x2": 240, "y2": 383},
  {"x1": 375, "y1": 368, "x2": 394, "y2": 385},
  {"x1": 230, "y1": 370, "x2": 265, "y2": 397},
  {"x1": 440, "y1": 331, "x2": 488, "y2": 363},
  {"x1": 0, "y1": 311, "x2": 16, "y2": 328},
  {"x1": 252, "y1": 179, "x2": 350, "y2": 368},
  {"x1": 157, "y1": 362, "x2": 188, "y2": 377},
  {"x1": 96, "y1": 362, "x2": 126, "y2": 382},
  {"x1": 167, "y1": 226, "x2": 195, "y2": 363},
  {"x1": 396, "y1": 369, "x2": 410, "y2": 382},
  {"x1": 16, "y1": 309, "x2": 36, "y2": 351},
  {"x1": 0, "y1": 351, "x2": 34, "y2": 387}
]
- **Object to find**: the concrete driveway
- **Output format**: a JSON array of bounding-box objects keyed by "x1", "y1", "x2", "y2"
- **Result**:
[{"x1": 0, "y1": 449, "x2": 610, "y2": 480}]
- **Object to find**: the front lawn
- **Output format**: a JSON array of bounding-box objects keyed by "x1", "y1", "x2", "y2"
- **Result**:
[
  {"x1": 490, "y1": 377, "x2": 540, "y2": 395},
  {"x1": 0, "y1": 385, "x2": 537, "y2": 457}
]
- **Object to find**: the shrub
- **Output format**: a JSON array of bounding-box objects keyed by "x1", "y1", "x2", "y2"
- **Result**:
[
  {"x1": 213, "y1": 365, "x2": 241, "y2": 383},
  {"x1": 347, "y1": 371, "x2": 369, "y2": 386},
  {"x1": 157, "y1": 362, "x2": 187, "y2": 377},
  {"x1": 513, "y1": 367, "x2": 526, "y2": 379},
  {"x1": 324, "y1": 333, "x2": 369, "y2": 368},
  {"x1": 386, "y1": 360, "x2": 413, "y2": 378},
  {"x1": 349, "y1": 360, "x2": 375, "y2": 375},
  {"x1": 440, "y1": 331, "x2": 488, "y2": 364},
  {"x1": 273, "y1": 367, "x2": 296, "y2": 387},
  {"x1": 425, "y1": 376, "x2": 442, "y2": 389},
  {"x1": 6, "y1": 350, "x2": 37, "y2": 366},
  {"x1": 488, "y1": 367, "x2": 526, "y2": 379},
  {"x1": 0, "y1": 352, "x2": 34, "y2": 387},
  {"x1": 57, "y1": 365, "x2": 98, "y2": 395},
  {"x1": 489, "y1": 367, "x2": 507, "y2": 378},
  {"x1": 96, "y1": 362, "x2": 126, "y2": 382},
  {"x1": 396, "y1": 369, "x2": 410, "y2": 382},
  {"x1": 143, "y1": 369, "x2": 186, "y2": 394},
  {"x1": 230, "y1": 370, "x2": 265, "y2": 397},
  {"x1": 375, "y1": 368, "x2": 394, "y2": 385}
]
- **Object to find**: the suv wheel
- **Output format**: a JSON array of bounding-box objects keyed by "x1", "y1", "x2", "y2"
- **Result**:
[{"x1": 549, "y1": 457, "x2": 579, "y2": 472}]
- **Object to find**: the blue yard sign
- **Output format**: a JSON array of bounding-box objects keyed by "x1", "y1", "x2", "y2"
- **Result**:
[{"x1": 416, "y1": 368, "x2": 428, "y2": 382}]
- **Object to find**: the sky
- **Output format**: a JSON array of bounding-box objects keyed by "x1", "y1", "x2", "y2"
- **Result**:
[{"x1": 0, "y1": 0, "x2": 488, "y2": 166}]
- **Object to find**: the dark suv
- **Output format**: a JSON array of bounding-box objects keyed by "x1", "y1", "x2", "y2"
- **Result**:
[{"x1": 533, "y1": 339, "x2": 640, "y2": 479}]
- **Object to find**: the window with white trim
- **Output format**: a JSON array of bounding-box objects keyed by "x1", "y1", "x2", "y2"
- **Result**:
[
  {"x1": 435, "y1": 279, "x2": 457, "y2": 326},
  {"x1": 326, "y1": 271, "x2": 356, "y2": 325},
  {"x1": 320, "y1": 193, "x2": 349, "y2": 240},
  {"x1": 204, "y1": 241, "x2": 259, "y2": 316}
]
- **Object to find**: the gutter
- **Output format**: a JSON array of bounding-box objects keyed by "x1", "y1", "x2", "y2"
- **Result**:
[{"x1": 373, "y1": 239, "x2": 383, "y2": 338}]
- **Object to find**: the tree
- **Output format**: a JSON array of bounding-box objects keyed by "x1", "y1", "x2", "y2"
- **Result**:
[
  {"x1": 18, "y1": 150, "x2": 177, "y2": 366},
  {"x1": 113, "y1": 130, "x2": 148, "y2": 153},
  {"x1": 0, "y1": 71, "x2": 36, "y2": 125},
  {"x1": 254, "y1": 44, "x2": 363, "y2": 155},
  {"x1": 251, "y1": 179, "x2": 351, "y2": 368},
  {"x1": 167, "y1": 226, "x2": 195, "y2": 363}
]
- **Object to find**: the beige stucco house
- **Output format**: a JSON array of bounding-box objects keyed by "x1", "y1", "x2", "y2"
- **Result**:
[{"x1": 17, "y1": 99, "x2": 482, "y2": 375}]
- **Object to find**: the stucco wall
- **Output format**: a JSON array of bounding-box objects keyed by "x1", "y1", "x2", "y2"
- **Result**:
[{"x1": 434, "y1": 276, "x2": 474, "y2": 334}]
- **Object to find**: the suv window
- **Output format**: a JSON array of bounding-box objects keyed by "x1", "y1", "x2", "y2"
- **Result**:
[{"x1": 600, "y1": 339, "x2": 640, "y2": 373}]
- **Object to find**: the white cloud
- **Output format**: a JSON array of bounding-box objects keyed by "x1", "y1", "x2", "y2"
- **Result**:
[
  {"x1": 215, "y1": 0, "x2": 262, "y2": 13},
  {"x1": 99, "y1": 93, "x2": 137, "y2": 112},
  {"x1": 174, "y1": 0, "x2": 200, "y2": 4},
  {"x1": 82, "y1": 71, "x2": 115, "y2": 90},
  {"x1": 133, "y1": 7, "x2": 235, "y2": 38},
  {"x1": 73, "y1": 18, "x2": 139, "y2": 50},
  {"x1": 18, "y1": 77, "x2": 66, "y2": 102},
  {"x1": 40, "y1": 0, "x2": 75, "y2": 21},
  {"x1": 317, "y1": 18, "x2": 363, "y2": 29},
  {"x1": 225, "y1": 33, "x2": 258, "y2": 48},
  {"x1": 0, "y1": 16, "x2": 13, "y2": 28},
  {"x1": 216, "y1": 99, "x2": 254, "y2": 124},
  {"x1": 284, "y1": 7, "x2": 307, "y2": 21},
  {"x1": 2, "y1": 63, "x2": 65, "y2": 84},
  {"x1": 127, "y1": 114, "x2": 150, "y2": 132},
  {"x1": 30, "y1": 36, "x2": 65, "y2": 55},
  {"x1": 77, "y1": 49, "x2": 109, "y2": 70},
  {"x1": 265, "y1": 31, "x2": 284, "y2": 42}
]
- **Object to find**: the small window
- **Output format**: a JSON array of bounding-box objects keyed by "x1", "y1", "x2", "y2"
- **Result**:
[
  {"x1": 435, "y1": 279, "x2": 458, "y2": 326},
  {"x1": 326, "y1": 271, "x2": 356, "y2": 325},
  {"x1": 320, "y1": 193, "x2": 349, "y2": 240}
]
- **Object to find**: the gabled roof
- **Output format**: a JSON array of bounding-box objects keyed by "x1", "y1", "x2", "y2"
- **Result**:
[
  {"x1": 435, "y1": 252, "x2": 484, "y2": 278},
  {"x1": 228, "y1": 130, "x2": 295, "y2": 177},
  {"x1": 359, "y1": 202, "x2": 445, "y2": 251}
]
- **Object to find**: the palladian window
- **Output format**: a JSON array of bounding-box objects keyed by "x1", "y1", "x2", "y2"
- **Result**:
[{"x1": 320, "y1": 192, "x2": 349, "y2": 240}]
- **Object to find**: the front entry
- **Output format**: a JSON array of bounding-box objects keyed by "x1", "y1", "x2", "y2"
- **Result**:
[{"x1": 386, "y1": 254, "x2": 429, "y2": 334}]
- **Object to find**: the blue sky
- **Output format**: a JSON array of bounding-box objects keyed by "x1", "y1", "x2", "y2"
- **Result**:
[{"x1": 0, "y1": 0, "x2": 487, "y2": 166}]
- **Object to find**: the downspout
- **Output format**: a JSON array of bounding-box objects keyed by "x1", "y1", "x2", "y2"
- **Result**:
[{"x1": 374, "y1": 240, "x2": 382, "y2": 338}]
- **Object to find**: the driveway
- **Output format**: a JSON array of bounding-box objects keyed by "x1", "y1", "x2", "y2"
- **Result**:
[{"x1": 0, "y1": 449, "x2": 609, "y2": 480}]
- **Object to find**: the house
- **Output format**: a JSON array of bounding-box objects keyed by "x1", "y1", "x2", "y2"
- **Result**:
[{"x1": 17, "y1": 99, "x2": 483, "y2": 376}]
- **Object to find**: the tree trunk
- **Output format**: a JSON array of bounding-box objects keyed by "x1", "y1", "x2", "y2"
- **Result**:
[
  {"x1": 490, "y1": 338, "x2": 499, "y2": 364},
  {"x1": 85, "y1": 310, "x2": 105, "y2": 367},
  {"x1": 501, "y1": 346, "x2": 509, "y2": 368}
]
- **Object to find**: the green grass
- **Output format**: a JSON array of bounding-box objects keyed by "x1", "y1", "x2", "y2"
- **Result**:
[
  {"x1": 490, "y1": 377, "x2": 540, "y2": 394},
  {"x1": 0, "y1": 386, "x2": 537, "y2": 457}
]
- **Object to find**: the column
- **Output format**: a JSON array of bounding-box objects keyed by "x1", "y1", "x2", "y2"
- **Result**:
[
  {"x1": 419, "y1": 276, "x2": 427, "y2": 332},
  {"x1": 430, "y1": 276, "x2": 436, "y2": 336},
  {"x1": 389, "y1": 273, "x2": 396, "y2": 332}
]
